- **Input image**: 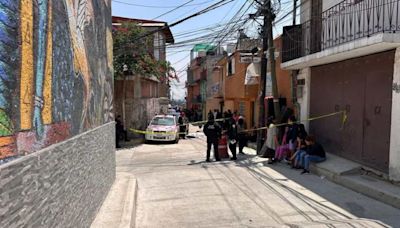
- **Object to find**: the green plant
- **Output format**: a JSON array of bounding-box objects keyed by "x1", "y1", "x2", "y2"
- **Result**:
[{"x1": 113, "y1": 22, "x2": 176, "y2": 79}]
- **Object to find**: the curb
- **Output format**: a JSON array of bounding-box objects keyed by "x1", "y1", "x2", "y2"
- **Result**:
[
  {"x1": 247, "y1": 143, "x2": 400, "y2": 209},
  {"x1": 119, "y1": 177, "x2": 138, "y2": 228},
  {"x1": 312, "y1": 168, "x2": 400, "y2": 210},
  {"x1": 91, "y1": 173, "x2": 138, "y2": 228}
]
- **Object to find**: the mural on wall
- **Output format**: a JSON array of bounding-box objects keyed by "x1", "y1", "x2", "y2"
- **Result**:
[{"x1": 0, "y1": 0, "x2": 113, "y2": 161}]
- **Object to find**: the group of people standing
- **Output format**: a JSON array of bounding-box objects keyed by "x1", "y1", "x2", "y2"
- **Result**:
[
  {"x1": 263, "y1": 115, "x2": 326, "y2": 174},
  {"x1": 203, "y1": 110, "x2": 247, "y2": 162},
  {"x1": 203, "y1": 109, "x2": 327, "y2": 174}
]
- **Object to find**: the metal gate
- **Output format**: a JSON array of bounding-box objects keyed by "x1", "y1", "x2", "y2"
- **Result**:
[{"x1": 310, "y1": 50, "x2": 394, "y2": 172}]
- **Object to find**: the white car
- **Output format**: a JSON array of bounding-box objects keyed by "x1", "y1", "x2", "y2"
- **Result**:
[{"x1": 145, "y1": 115, "x2": 179, "y2": 143}]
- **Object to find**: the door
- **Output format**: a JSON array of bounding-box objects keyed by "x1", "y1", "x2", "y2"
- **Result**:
[
  {"x1": 362, "y1": 51, "x2": 394, "y2": 172},
  {"x1": 310, "y1": 50, "x2": 394, "y2": 172}
]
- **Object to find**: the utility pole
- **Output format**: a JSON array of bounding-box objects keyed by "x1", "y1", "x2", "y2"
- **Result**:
[
  {"x1": 293, "y1": 0, "x2": 297, "y2": 25},
  {"x1": 267, "y1": 0, "x2": 281, "y2": 122},
  {"x1": 292, "y1": 0, "x2": 299, "y2": 119},
  {"x1": 256, "y1": 0, "x2": 281, "y2": 155},
  {"x1": 256, "y1": 1, "x2": 269, "y2": 155}
]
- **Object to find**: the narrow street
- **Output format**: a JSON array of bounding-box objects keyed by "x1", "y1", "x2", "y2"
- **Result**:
[{"x1": 116, "y1": 129, "x2": 400, "y2": 228}]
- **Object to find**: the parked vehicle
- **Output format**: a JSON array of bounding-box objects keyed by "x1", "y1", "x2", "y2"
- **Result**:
[{"x1": 145, "y1": 115, "x2": 179, "y2": 143}]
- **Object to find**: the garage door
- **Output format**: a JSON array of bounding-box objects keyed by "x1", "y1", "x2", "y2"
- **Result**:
[{"x1": 310, "y1": 50, "x2": 394, "y2": 172}]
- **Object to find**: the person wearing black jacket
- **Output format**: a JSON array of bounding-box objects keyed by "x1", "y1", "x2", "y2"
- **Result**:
[
  {"x1": 286, "y1": 116, "x2": 299, "y2": 160},
  {"x1": 116, "y1": 115, "x2": 128, "y2": 148},
  {"x1": 203, "y1": 114, "x2": 222, "y2": 162},
  {"x1": 227, "y1": 117, "x2": 238, "y2": 160},
  {"x1": 237, "y1": 117, "x2": 247, "y2": 154},
  {"x1": 301, "y1": 135, "x2": 326, "y2": 174}
]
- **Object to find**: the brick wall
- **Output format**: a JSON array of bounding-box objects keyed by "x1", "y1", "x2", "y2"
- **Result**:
[{"x1": 0, "y1": 122, "x2": 116, "y2": 228}]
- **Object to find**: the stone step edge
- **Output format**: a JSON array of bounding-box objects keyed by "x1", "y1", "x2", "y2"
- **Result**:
[{"x1": 311, "y1": 165, "x2": 400, "y2": 210}]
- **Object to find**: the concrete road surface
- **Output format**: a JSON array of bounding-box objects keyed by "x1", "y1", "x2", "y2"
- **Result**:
[{"x1": 116, "y1": 130, "x2": 400, "y2": 228}]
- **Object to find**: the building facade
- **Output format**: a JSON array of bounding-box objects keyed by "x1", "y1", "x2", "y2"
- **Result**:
[
  {"x1": 223, "y1": 51, "x2": 259, "y2": 129},
  {"x1": 112, "y1": 16, "x2": 175, "y2": 131},
  {"x1": 281, "y1": 0, "x2": 400, "y2": 180},
  {"x1": 186, "y1": 45, "x2": 224, "y2": 120}
]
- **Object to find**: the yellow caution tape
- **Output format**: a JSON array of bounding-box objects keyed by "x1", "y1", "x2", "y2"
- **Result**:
[
  {"x1": 129, "y1": 111, "x2": 348, "y2": 135},
  {"x1": 187, "y1": 118, "x2": 228, "y2": 126},
  {"x1": 242, "y1": 111, "x2": 348, "y2": 133}
]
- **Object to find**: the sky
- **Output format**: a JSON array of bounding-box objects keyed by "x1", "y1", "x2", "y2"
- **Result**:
[{"x1": 112, "y1": 0, "x2": 295, "y2": 100}]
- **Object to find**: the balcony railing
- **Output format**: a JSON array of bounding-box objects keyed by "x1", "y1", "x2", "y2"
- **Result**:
[{"x1": 282, "y1": 0, "x2": 400, "y2": 62}]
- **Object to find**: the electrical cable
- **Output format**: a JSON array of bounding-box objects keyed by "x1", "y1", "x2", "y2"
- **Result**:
[
  {"x1": 152, "y1": 0, "x2": 195, "y2": 20},
  {"x1": 112, "y1": 0, "x2": 216, "y2": 9}
]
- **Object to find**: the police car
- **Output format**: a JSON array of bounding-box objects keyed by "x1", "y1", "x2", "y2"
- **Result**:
[{"x1": 145, "y1": 115, "x2": 179, "y2": 143}]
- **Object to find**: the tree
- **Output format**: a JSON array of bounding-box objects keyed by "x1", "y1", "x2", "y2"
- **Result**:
[{"x1": 113, "y1": 22, "x2": 176, "y2": 130}]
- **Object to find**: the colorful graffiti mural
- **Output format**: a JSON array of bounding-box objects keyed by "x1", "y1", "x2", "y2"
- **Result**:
[{"x1": 0, "y1": 0, "x2": 113, "y2": 161}]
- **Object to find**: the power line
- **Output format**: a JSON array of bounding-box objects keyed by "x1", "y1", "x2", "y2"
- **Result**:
[
  {"x1": 134, "y1": 0, "x2": 235, "y2": 42},
  {"x1": 152, "y1": 0, "x2": 195, "y2": 20},
  {"x1": 112, "y1": 0, "x2": 216, "y2": 9}
]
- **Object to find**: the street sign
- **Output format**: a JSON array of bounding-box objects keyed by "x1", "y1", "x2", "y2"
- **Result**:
[{"x1": 240, "y1": 53, "x2": 261, "y2": 63}]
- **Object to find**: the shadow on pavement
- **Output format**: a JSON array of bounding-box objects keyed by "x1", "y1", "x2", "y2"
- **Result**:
[{"x1": 231, "y1": 157, "x2": 397, "y2": 227}]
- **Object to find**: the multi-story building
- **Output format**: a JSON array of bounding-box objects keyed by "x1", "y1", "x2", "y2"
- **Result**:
[
  {"x1": 112, "y1": 16, "x2": 175, "y2": 130},
  {"x1": 186, "y1": 44, "x2": 224, "y2": 120},
  {"x1": 281, "y1": 0, "x2": 400, "y2": 180},
  {"x1": 222, "y1": 47, "x2": 259, "y2": 129},
  {"x1": 206, "y1": 56, "x2": 227, "y2": 114}
]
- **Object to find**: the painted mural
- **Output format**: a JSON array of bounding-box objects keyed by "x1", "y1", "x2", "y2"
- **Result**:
[{"x1": 0, "y1": 0, "x2": 113, "y2": 162}]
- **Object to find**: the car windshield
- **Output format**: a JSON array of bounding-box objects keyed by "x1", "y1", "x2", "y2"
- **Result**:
[{"x1": 151, "y1": 117, "x2": 175, "y2": 126}]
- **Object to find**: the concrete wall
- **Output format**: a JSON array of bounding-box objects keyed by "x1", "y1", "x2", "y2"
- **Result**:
[
  {"x1": 300, "y1": 0, "x2": 312, "y2": 23},
  {"x1": 0, "y1": 122, "x2": 116, "y2": 228},
  {"x1": 297, "y1": 68, "x2": 311, "y2": 132},
  {"x1": 114, "y1": 96, "x2": 161, "y2": 132},
  {"x1": 322, "y1": 0, "x2": 340, "y2": 11},
  {"x1": 390, "y1": 48, "x2": 400, "y2": 181}
]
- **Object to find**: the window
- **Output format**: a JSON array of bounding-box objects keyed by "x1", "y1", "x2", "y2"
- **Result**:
[
  {"x1": 151, "y1": 117, "x2": 175, "y2": 126},
  {"x1": 227, "y1": 57, "x2": 235, "y2": 76}
]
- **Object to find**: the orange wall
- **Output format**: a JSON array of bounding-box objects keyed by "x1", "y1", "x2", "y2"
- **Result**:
[
  {"x1": 187, "y1": 86, "x2": 193, "y2": 109},
  {"x1": 206, "y1": 98, "x2": 222, "y2": 114},
  {"x1": 274, "y1": 37, "x2": 293, "y2": 108},
  {"x1": 217, "y1": 52, "x2": 258, "y2": 128},
  {"x1": 224, "y1": 52, "x2": 249, "y2": 99},
  {"x1": 192, "y1": 84, "x2": 200, "y2": 96}
]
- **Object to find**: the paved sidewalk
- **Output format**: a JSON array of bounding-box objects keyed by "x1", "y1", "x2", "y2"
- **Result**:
[
  {"x1": 248, "y1": 142, "x2": 400, "y2": 210},
  {"x1": 91, "y1": 144, "x2": 141, "y2": 228},
  {"x1": 119, "y1": 133, "x2": 399, "y2": 227}
]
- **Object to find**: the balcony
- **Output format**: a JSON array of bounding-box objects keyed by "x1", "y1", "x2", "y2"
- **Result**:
[{"x1": 282, "y1": 0, "x2": 400, "y2": 69}]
